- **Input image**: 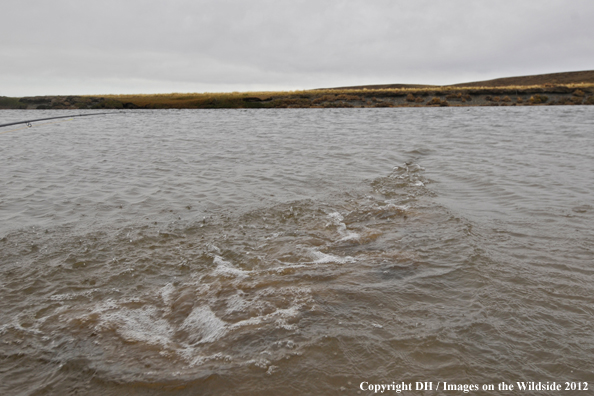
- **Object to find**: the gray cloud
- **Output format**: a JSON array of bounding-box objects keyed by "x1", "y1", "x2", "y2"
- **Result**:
[{"x1": 2, "y1": 0, "x2": 593, "y2": 95}]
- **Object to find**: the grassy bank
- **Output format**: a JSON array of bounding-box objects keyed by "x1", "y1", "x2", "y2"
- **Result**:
[
  {"x1": 2, "y1": 82, "x2": 594, "y2": 110},
  {"x1": 3, "y1": 70, "x2": 594, "y2": 110},
  {"x1": 102, "y1": 83, "x2": 594, "y2": 109}
]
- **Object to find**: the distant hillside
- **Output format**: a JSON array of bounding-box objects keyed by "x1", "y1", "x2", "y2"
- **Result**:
[
  {"x1": 449, "y1": 70, "x2": 594, "y2": 87},
  {"x1": 321, "y1": 70, "x2": 594, "y2": 90},
  {"x1": 3, "y1": 70, "x2": 593, "y2": 110}
]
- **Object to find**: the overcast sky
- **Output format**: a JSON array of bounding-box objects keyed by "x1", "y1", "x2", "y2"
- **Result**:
[{"x1": 1, "y1": 0, "x2": 593, "y2": 96}]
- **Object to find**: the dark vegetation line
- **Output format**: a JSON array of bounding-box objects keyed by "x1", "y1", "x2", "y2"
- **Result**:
[
  {"x1": 1, "y1": 71, "x2": 594, "y2": 110},
  {"x1": 2, "y1": 86, "x2": 591, "y2": 110}
]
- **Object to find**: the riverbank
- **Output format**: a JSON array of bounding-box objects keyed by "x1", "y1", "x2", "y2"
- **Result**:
[
  {"x1": 2, "y1": 84, "x2": 593, "y2": 110},
  {"x1": 3, "y1": 69, "x2": 594, "y2": 110}
]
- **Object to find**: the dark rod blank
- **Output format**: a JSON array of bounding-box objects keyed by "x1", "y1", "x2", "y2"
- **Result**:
[{"x1": 0, "y1": 112, "x2": 114, "y2": 128}]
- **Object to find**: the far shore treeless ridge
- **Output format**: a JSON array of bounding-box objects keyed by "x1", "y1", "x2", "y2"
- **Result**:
[{"x1": 2, "y1": 70, "x2": 594, "y2": 110}]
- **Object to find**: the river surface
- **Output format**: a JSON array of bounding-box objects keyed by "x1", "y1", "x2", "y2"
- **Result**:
[{"x1": 1, "y1": 107, "x2": 593, "y2": 395}]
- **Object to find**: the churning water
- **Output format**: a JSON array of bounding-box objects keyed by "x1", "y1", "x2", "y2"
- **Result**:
[{"x1": 1, "y1": 107, "x2": 593, "y2": 395}]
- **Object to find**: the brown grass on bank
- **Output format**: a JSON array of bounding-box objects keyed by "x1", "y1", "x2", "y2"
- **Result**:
[
  {"x1": 102, "y1": 83, "x2": 594, "y2": 101},
  {"x1": 92, "y1": 82, "x2": 594, "y2": 108},
  {"x1": 529, "y1": 94, "x2": 549, "y2": 104},
  {"x1": 573, "y1": 89, "x2": 585, "y2": 97},
  {"x1": 6, "y1": 69, "x2": 594, "y2": 110}
]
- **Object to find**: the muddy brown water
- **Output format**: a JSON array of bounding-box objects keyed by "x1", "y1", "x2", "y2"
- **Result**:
[{"x1": 1, "y1": 107, "x2": 593, "y2": 395}]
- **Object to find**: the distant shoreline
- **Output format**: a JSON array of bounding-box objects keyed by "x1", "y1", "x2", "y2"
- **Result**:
[
  {"x1": 318, "y1": 69, "x2": 594, "y2": 90},
  {"x1": 2, "y1": 70, "x2": 594, "y2": 110}
]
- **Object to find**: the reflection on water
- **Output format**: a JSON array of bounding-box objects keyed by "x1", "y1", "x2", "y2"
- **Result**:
[{"x1": 1, "y1": 108, "x2": 593, "y2": 395}]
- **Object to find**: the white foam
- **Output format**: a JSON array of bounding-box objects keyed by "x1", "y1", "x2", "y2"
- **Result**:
[
  {"x1": 181, "y1": 306, "x2": 227, "y2": 344},
  {"x1": 229, "y1": 305, "x2": 300, "y2": 331},
  {"x1": 206, "y1": 244, "x2": 222, "y2": 254},
  {"x1": 408, "y1": 163, "x2": 424, "y2": 172},
  {"x1": 308, "y1": 249, "x2": 355, "y2": 264},
  {"x1": 265, "y1": 232, "x2": 284, "y2": 240},
  {"x1": 177, "y1": 297, "x2": 305, "y2": 365},
  {"x1": 339, "y1": 231, "x2": 361, "y2": 241},
  {"x1": 212, "y1": 256, "x2": 250, "y2": 278},
  {"x1": 225, "y1": 291, "x2": 250, "y2": 314},
  {"x1": 384, "y1": 201, "x2": 409, "y2": 211},
  {"x1": 49, "y1": 289, "x2": 96, "y2": 301},
  {"x1": 327, "y1": 211, "x2": 344, "y2": 222},
  {"x1": 160, "y1": 283, "x2": 176, "y2": 308},
  {"x1": 327, "y1": 211, "x2": 360, "y2": 241},
  {"x1": 49, "y1": 293, "x2": 75, "y2": 301},
  {"x1": 249, "y1": 358, "x2": 271, "y2": 369},
  {"x1": 99, "y1": 306, "x2": 173, "y2": 347}
]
